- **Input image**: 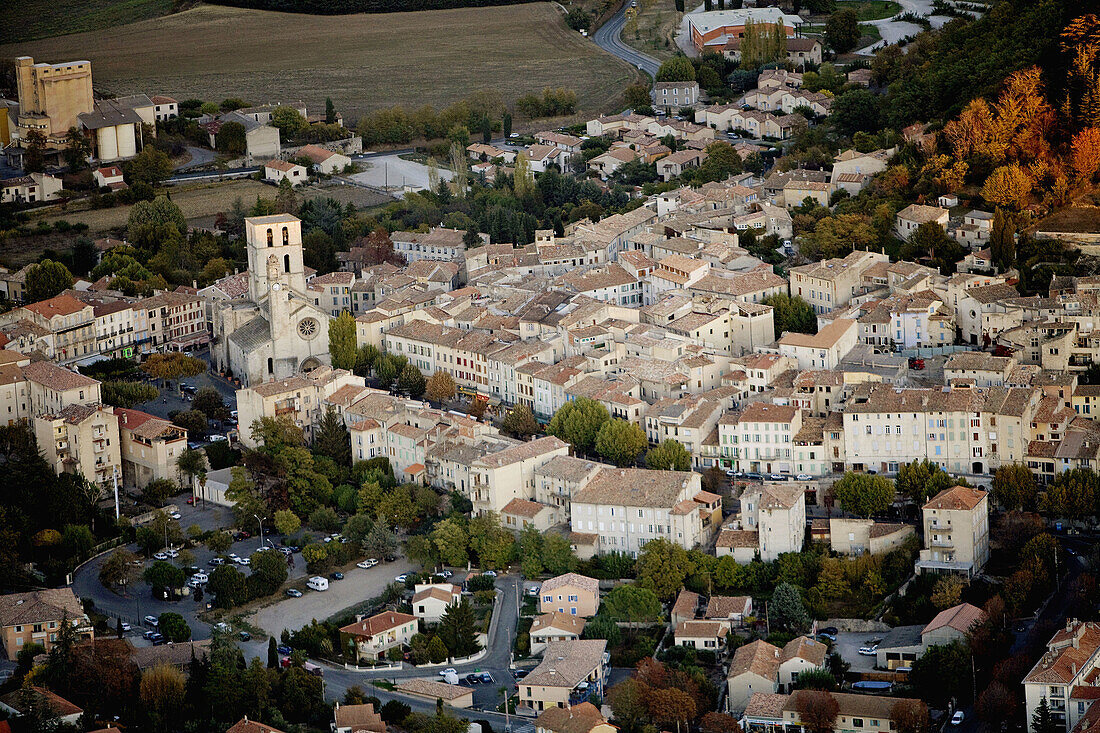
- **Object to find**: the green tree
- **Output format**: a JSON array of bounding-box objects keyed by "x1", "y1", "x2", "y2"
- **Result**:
[
  {"x1": 362, "y1": 523, "x2": 398, "y2": 559},
  {"x1": 519, "y1": 526, "x2": 543, "y2": 578},
  {"x1": 761, "y1": 293, "x2": 817, "y2": 339},
  {"x1": 895, "y1": 459, "x2": 953, "y2": 505},
  {"x1": 274, "y1": 509, "x2": 301, "y2": 537},
  {"x1": 646, "y1": 440, "x2": 692, "y2": 471},
  {"x1": 1033, "y1": 699, "x2": 1060, "y2": 733},
  {"x1": 22, "y1": 129, "x2": 47, "y2": 173},
  {"x1": 541, "y1": 534, "x2": 575, "y2": 575},
  {"x1": 656, "y1": 56, "x2": 696, "y2": 82},
  {"x1": 594, "y1": 419, "x2": 647, "y2": 467},
  {"x1": 206, "y1": 530, "x2": 232, "y2": 554},
  {"x1": 431, "y1": 517, "x2": 470, "y2": 567},
  {"x1": 144, "y1": 561, "x2": 184, "y2": 596},
  {"x1": 602, "y1": 584, "x2": 662, "y2": 623},
  {"x1": 193, "y1": 387, "x2": 229, "y2": 421},
  {"x1": 301, "y1": 542, "x2": 328, "y2": 566},
  {"x1": 125, "y1": 146, "x2": 174, "y2": 186},
  {"x1": 216, "y1": 121, "x2": 247, "y2": 155},
  {"x1": 271, "y1": 106, "x2": 309, "y2": 140},
  {"x1": 102, "y1": 380, "x2": 159, "y2": 409},
  {"x1": 990, "y1": 209, "x2": 1016, "y2": 271},
  {"x1": 397, "y1": 364, "x2": 427, "y2": 399},
  {"x1": 1043, "y1": 467, "x2": 1099, "y2": 519},
  {"x1": 991, "y1": 463, "x2": 1038, "y2": 511},
  {"x1": 177, "y1": 447, "x2": 207, "y2": 497},
  {"x1": 142, "y1": 352, "x2": 206, "y2": 383},
  {"x1": 792, "y1": 668, "x2": 840, "y2": 691},
  {"x1": 699, "y1": 141, "x2": 742, "y2": 182},
  {"x1": 910, "y1": 642, "x2": 973, "y2": 707},
  {"x1": 127, "y1": 196, "x2": 186, "y2": 242},
  {"x1": 277, "y1": 447, "x2": 333, "y2": 517},
  {"x1": 636, "y1": 537, "x2": 691, "y2": 601},
  {"x1": 824, "y1": 8, "x2": 860, "y2": 53},
  {"x1": 328, "y1": 312, "x2": 357, "y2": 370},
  {"x1": 547, "y1": 397, "x2": 609, "y2": 454},
  {"x1": 249, "y1": 547, "x2": 289, "y2": 596},
  {"x1": 503, "y1": 112, "x2": 512, "y2": 138},
  {"x1": 25, "y1": 259, "x2": 74, "y2": 302},
  {"x1": 501, "y1": 404, "x2": 540, "y2": 438},
  {"x1": 208, "y1": 565, "x2": 248, "y2": 608},
  {"x1": 158, "y1": 612, "x2": 191, "y2": 642},
  {"x1": 143, "y1": 478, "x2": 178, "y2": 506},
  {"x1": 250, "y1": 416, "x2": 305, "y2": 451},
  {"x1": 314, "y1": 406, "x2": 352, "y2": 466},
  {"x1": 830, "y1": 89, "x2": 881, "y2": 137},
  {"x1": 325, "y1": 97, "x2": 337, "y2": 125},
  {"x1": 428, "y1": 635, "x2": 449, "y2": 663},
  {"x1": 771, "y1": 582, "x2": 810, "y2": 631},
  {"x1": 831, "y1": 472, "x2": 895, "y2": 517},
  {"x1": 172, "y1": 409, "x2": 208, "y2": 437},
  {"x1": 63, "y1": 126, "x2": 91, "y2": 171},
  {"x1": 438, "y1": 598, "x2": 481, "y2": 658},
  {"x1": 268, "y1": 637, "x2": 280, "y2": 668},
  {"x1": 425, "y1": 371, "x2": 457, "y2": 403}
]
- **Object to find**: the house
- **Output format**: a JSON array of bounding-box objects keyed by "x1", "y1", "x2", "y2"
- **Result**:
[
  {"x1": 92, "y1": 165, "x2": 126, "y2": 190},
  {"x1": 777, "y1": 636, "x2": 828, "y2": 689},
  {"x1": 535, "y1": 701, "x2": 616, "y2": 733},
  {"x1": 297, "y1": 144, "x2": 350, "y2": 175},
  {"x1": 778, "y1": 318, "x2": 859, "y2": 370},
  {"x1": 0, "y1": 687, "x2": 83, "y2": 726},
  {"x1": 519, "y1": 639, "x2": 608, "y2": 713},
  {"x1": 873, "y1": 624, "x2": 924, "y2": 670},
  {"x1": 539, "y1": 573, "x2": 600, "y2": 617},
  {"x1": 654, "y1": 81, "x2": 701, "y2": 112},
  {"x1": 0, "y1": 588, "x2": 91, "y2": 660},
  {"x1": 1023, "y1": 619, "x2": 1100, "y2": 733},
  {"x1": 394, "y1": 679, "x2": 474, "y2": 708},
  {"x1": 955, "y1": 210, "x2": 994, "y2": 249},
  {"x1": 704, "y1": 595, "x2": 752, "y2": 626},
  {"x1": 0, "y1": 172, "x2": 63, "y2": 204},
  {"x1": 916, "y1": 485, "x2": 990, "y2": 577},
  {"x1": 686, "y1": 8, "x2": 802, "y2": 53},
  {"x1": 530, "y1": 612, "x2": 586, "y2": 655},
  {"x1": 411, "y1": 583, "x2": 462, "y2": 624},
  {"x1": 921, "y1": 602, "x2": 986, "y2": 647},
  {"x1": 339, "y1": 611, "x2": 418, "y2": 662},
  {"x1": 715, "y1": 528, "x2": 759, "y2": 562},
  {"x1": 726, "y1": 639, "x2": 782, "y2": 711},
  {"x1": 536, "y1": 132, "x2": 584, "y2": 154},
  {"x1": 116, "y1": 407, "x2": 188, "y2": 489},
  {"x1": 226, "y1": 717, "x2": 286, "y2": 733},
  {"x1": 782, "y1": 179, "x2": 830, "y2": 208},
  {"x1": 670, "y1": 589, "x2": 701, "y2": 625},
  {"x1": 786, "y1": 37, "x2": 823, "y2": 66},
  {"x1": 151, "y1": 95, "x2": 178, "y2": 122},
  {"x1": 467, "y1": 142, "x2": 515, "y2": 163},
  {"x1": 332, "y1": 702, "x2": 386, "y2": 733},
  {"x1": 781, "y1": 690, "x2": 927, "y2": 733},
  {"x1": 527, "y1": 144, "x2": 571, "y2": 173},
  {"x1": 501, "y1": 497, "x2": 555, "y2": 532},
  {"x1": 790, "y1": 250, "x2": 890, "y2": 314},
  {"x1": 264, "y1": 159, "x2": 307, "y2": 185},
  {"x1": 203, "y1": 111, "x2": 281, "y2": 163},
  {"x1": 895, "y1": 204, "x2": 949, "y2": 238},
  {"x1": 739, "y1": 481, "x2": 807, "y2": 561},
  {"x1": 588, "y1": 148, "x2": 638, "y2": 178},
  {"x1": 828, "y1": 518, "x2": 914, "y2": 556},
  {"x1": 675, "y1": 621, "x2": 726, "y2": 650},
  {"x1": 657, "y1": 149, "x2": 707, "y2": 181}
]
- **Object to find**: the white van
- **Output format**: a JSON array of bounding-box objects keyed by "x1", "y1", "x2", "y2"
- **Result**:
[{"x1": 307, "y1": 576, "x2": 329, "y2": 591}]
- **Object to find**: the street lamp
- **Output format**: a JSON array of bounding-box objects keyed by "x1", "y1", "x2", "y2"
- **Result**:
[{"x1": 254, "y1": 515, "x2": 267, "y2": 554}]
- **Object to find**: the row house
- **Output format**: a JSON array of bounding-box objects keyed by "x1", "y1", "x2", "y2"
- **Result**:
[
  {"x1": 719, "y1": 402, "x2": 803, "y2": 476},
  {"x1": 383, "y1": 319, "x2": 518, "y2": 399},
  {"x1": 116, "y1": 407, "x2": 188, "y2": 489},
  {"x1": 135, "y1": 290, "x2": 208, "y2": 351},
  {"x1": 11, "y1": 294, "x2": 96, "y2": 363},
  {"x1": 467, "y1": 436, "x2": 571, "y2": 516},
  {"x1": 308, "y1": 271, "x2": 356, "y2": 316},
  {"x1": 645, "y1": 390, "x2": 733, "y2": 467},
  {"x1": 235, "y1": 367, "x2": 365, "y2": 447},
  {"x1": 790, "y1": 250, "x2": 889, "y2": 315}
]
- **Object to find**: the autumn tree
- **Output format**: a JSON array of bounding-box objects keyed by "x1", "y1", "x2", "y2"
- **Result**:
[
  {"x1": 701, "y1": 712, "x2": 742, "y2": 733},
  {"x1": 140, "y1": 663, "x2": 186, "y2": 733},
  {"x1": 500, "y1": 404, "x2": 540, "y2": 438},
  {"x1": 1043, "y1": 467, "x2": 1100, "y2": 519},
  {"x1": 931, "y1": 574, "x2": 967, "y2": 610},
  {"x1": 328, "y1": 312, "x2": 357, "y2": 370},
  {"x1": 795, "y1": 690, "x2": 839, "y2": 733},
  {"x1": 648, "y1": 686, "x2": 697, "y2": 732},
  {"x1": 982, "y1": 164, "x2": 1033, "y2": 210},
  {"x1": 891, "y1": 699, "x2": 931, "y2": 733},
  {"x1": 656, "y1": 56, "x2": 696, "y2": 82},
  {"x1": 141, "y1": 353, "x2": 206, "y2": 384},
  {"x1": 1071, "y1": 127, "x2": 1100, "y2": 183},
  {"x1": 425, "y1": 371, "x2": 457, "y2": 403}
]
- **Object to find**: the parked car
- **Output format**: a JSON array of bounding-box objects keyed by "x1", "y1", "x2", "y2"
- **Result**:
[
  {"x1": 209, "y1": 435, "x2": 228, "y2": 443},
  {"x1": 745, "y1": 472, "x2": 763, "y2": 480},
  {"x1": 908, "y1": 357, "x2": 925, "y2": 371},
  {"x1": 480, "y1": 672, "x2": 493, "y2": 683},
  {"x1": 818, "y1": 626, "x2": 838, "y2": 636},
  {"x1": 482, "y1": 570, "x2": 497, "y2": 577},
  {"x1": 165, "y1": 549, "x2": 179, "y2": 558},
  {"x1": 951, "y1": 712, "x2": 965, "y2": 726},
  {"x1": 277, "y1": 645, "x2": 292, "y2": 655},
  {"x1": 816, "y1": 631, "x2": 837, "y2": 642},
  {"x1": 356, "y1": 559, "x2": 377, "y2": 569},
  {"x1": 466, "y1": 674, "x2": 480, "y2": 684},
  {"x1": 239, "y1": 631, "x2": 251, "y2": 642},
  {"x1": 330, "y1": 572, "x2": 344, "y2": 581},
  {"x1": 210, "y1": 557, "x2": 226, "y2": 565},
  {"x1": 286, "y1": 589, "x2": 303, "y2": 598},
  {"x1": 191, "y1": 572, "x2": 209, "y2": 584},
  {"x1": 513, "y1": 669, "x2": 529, "y2": 679},
  {"x1": 169, "y1": 512, "x2": 182, "y2": 520},
  {"x1": 858, "y1": 645, "x2": 878, "y2": 656},
  {"x1": 120, "y1": 622, "x2": 132, "y2": 633},
  {"x1": 395, "y1": 574, "x2": 410, "y2": 583},
  {"x1": 439, "y1": 668, "x2": 457, "y2": 677},
  {"x1": 150, "y1": 633, "x2": 167, "y2": 646},
  {"x1": 143, "y1": 630, "x2": 157, "y2": 640},
  {"x1": 766, "y1": 473, "x2": 787, "y2": 481},
  {"x1": 795, "y1": 473, "x2": 813, "y2": 481},
  {"x1": 144, "y1": 615, "x2": 159, "y2": 627},
  {"x1": 437, "y1": 569, "x2": 452, "y2": 578},
  {"x1": 724, "y1": 469, "x2": 738, "y2": 477}
]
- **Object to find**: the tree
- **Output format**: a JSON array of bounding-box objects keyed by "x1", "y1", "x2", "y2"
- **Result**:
[
  {"x1": 329, "y1": 312, "x2": 357, "y2": 370},
  {"x1": 268, "y1": 637, "x2": 280, "y2": 669},
  {"x1": 250, "y1": 547, "x2": 289, "y2": 596},
  {"x1": 63, "y1": 127, "x2": 91, "y2": 170},
  {"x1": 23, "y1": 129, "x2": 47, "y2": 173},
  {"x1": 274, "y1": 509, "x2": 301, "y2": 537},
  {"x1": 207, "y1": 530, "x2": 232, "y2": 554},
  {"x1": 431, "y1": 517, "x2": 470, "y2": 567},
  {"x1": 656, "y1": 56, "x2": 696, "y2": 82},
  {"x1": 931, "y1": 575, "x2": 967, "y2": 610},
  {"x1": 1032, "y1": 698, "x2": 1060, "y2": 733},
  {"x1": 976, "y1": 681, "x2": 1015, "y2": 731},
  {"x1": 608, "y1": 678, "x2": 650, "y2": 732},
  {"x1": 438, "y1": 598, "x2": 480, "y2": 658},
  {"x1": 173, "y1": 409, "x2": 209, "y2": 437},
  {"x1": 891, "y1": 699, "x2": 930, "y2": 733},
  {"x1": 990, "y1": 209, "x2": 1016, "y2": 271},
  {"x1": 251, "y1": 416, "x2": 305, "y2": 451},
  {"x1": 795, "y1": 690, "x2": 839, "y2": 733},
  {"x1": 803, "y1": 213, "x2": 878, "y2": 260},
  {"x1": 362, "y1": 523, "x2": 398, "y2": 559},
  {"x1": 625, "y1": 83, "x2": 653, "y2": 110},
  {"x1": 193, "y1": 387, "x2": 229, "y2": 421},
  {"x1": 830, "y1": 89, "x2": 881, "y2": 137},
  {"x1": 699, "y1": 141, "x2": 743, "y2": 182},
  {"x1": 792, "y1": 668, "x2": 839, "y2": 691},
  {"x1": 216, "y1": 121, "x2": 247, "y2": 155},
  {"x1": 910, "y1": 642, "x2": 973, "y2": 708},
  {"x1": 541, "y1": 533, "x2": 575, "y2": 575},
  {"x1": 208, "y1": 565, "x2": 248, "y2": 608},
  {"x1": 636, "y1": 537, "x2": 691, "y2": 601},
  {"x1": 425, "y1": 371, "x2": 457, "y2": 403},
  {"x1": 1043, "y1": 467, "x2": 1100, "y2": 519},
  {"x1": 271, "y1": 106, "x2": 309, "y2": 140},
  {"x1": 771, "y1": 582, "x2": 810, "y2": 631},
  {"x1": 25, "y1": 259, "x2": 74, "y2": 302},
  {"x1": 762, "y1": 293, "x2": 816, "y2": 339},
  {"x1": 831, "y1": 472, "x2": 895, "y2": 517},
  {"x1": 302, "y1": 542, "x2": 328, "y2": 566},
  {"x1": 325, "y1": 97, "x2": 337, "y2": 125},
  {"x1": 547, "y1": 397, "x2": 609, "y2": 454},
  {"x1": 140, "y1": 663, "x2": 186, "y2": 732},
  {"x1": 502, "y1": 112, "x2": 512, "y2": 138},
  {"x1": 595, "y1": 419, "x2": 647, "y2": 467},
  {"x1": 701, "y1": 712, "x2": 742, "y2": 733},
  {"x1": 158, "y1": 612, "x2": 192, "y2": 642},
  {"x1": 649, "y1": 686, "x2": 696, "y2": 732},
  {"x1": 127, "y1": 196, "x2": 186, "y2": 242},
  {"x1": 982, "y1": 165, "x2": 1032, "y2": 210},
  {"x1": 646, "y1": 440, "x2": 692, "y2": 471},
  {"x1": 500, "y1": 404, "x2": 540, "y2": 438},
  {"x1": 896, "y1": 459, "x2": 953, "y2": 505},
  {"x1": 125, "y1": 147, "x2": 174, "y2": 186},
  {"x1": 142, "y1": 352, "x2": 206, "y2": 383},
  {"x1": 177, "y1": 447, "x2": 207, "y2": 496},
  {"x1": 602, "y1": 584, "x2": 662, "y2": 623},
  {"x1": 824, "y1": 8, "x2": 860, "y2": 53},
  {"x1": 143, "y1": 478, "x2": 178, "y2": 506},
  {"x1": 991, "y1": 463, "x2": 1037, "y2": 511},
  {"x1": 397, "y1": 364, "x2": 426, "y2": 399},
  {"x1": 99, "y1": 547, "x2": 141, "y2": 589},
  {"x1": 144, "y1": 561, "x2": 184, "y2": 596},
  {"x1": 314, "y1": 406, "x2": 352, "y2": 466}
]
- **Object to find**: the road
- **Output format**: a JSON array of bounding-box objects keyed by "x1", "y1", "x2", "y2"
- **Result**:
[
  {"x1": 854, "y1": 0, "x2": 957, "y2": 54},
  {"x1": 593, "y1": 3, "x2": 661, "y2": 79},
  {"x1": 173, "y1": 146, "x2": 218, "y2": 171}
]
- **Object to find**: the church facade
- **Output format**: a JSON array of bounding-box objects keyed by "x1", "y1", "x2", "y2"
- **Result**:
[{"x1": 212, "y1": 214, "x2": 332, "y2": 386}]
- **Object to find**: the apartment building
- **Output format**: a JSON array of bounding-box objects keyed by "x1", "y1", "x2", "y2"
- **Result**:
[
  {"x1": 778, "y1": 318, "x2": 858, "y2": 370},
  {"x1": 22, "y1": 360, "x2": 101, "y2": 416},
  {"x1": 569, "y1": 468, "x2": 717, "y2": 556},
  {"x1": 115, "y1": 407, "x2": 188, "y2": 489},
  {"x1": 0, "y1": 351, "x2": 32, "y2": 426},
  {"x1": 391, "y1": 227, "x2": 469, "y2": 264},
  {"x1": 384, "y1": 319, "x2": 516, "y2": 400},
  {"x1": 539, "y1": 573, "x2": 600, "y2": 617},
  {"x1": 468, "y1": 436, "x2": 571, "y2": 516},
  {"x1": 1023, "y1": 619, "x2": 1100, "y2": 733},
  {"x1": 0, "y1": 588, "x2": 92, "y2": 661},
  {"x1": 519, "y1": 639, "x2": 607, "y2": 713},
  {"x1": 91, "y1": 300, "x2": 136, "y2": 359},
  {"x1": 739, "y1": 482, "x2": 806, "y2": 560},
  {"x1": 916, "y1": 485, "x2": 990, "y2": 577},
  {"x1": 136, "y1": 290, "x2": 208, "y2": 351},
  {"x1": 236, "y1": 367, "x2": 365, "y2": 447},
  {"x1": 790, "y1": 251, "x2": 889, "y2": 314},
  {"x1": 339, "y1": 611, "x2": 418, "y2": 662},
  {"x1": 645, "y1": 391, "x2": 731, "y2": 467},
  {"x1": 34, "y1": 403, "x2": 121, "y2": 489},
  {"x1": 842, "y1": 382, "x2": 1040, "y2": 475},
  {"x1": 308, "y1": 271, "x2": 355, "y2": 316},
  {"x1": 15, "y1": 294, "x2": 96, "y2": 363},
  {"x1": 533, "y1": 455, "x2": 604, "y2": 525},
  {"x1": 719, "y1": 402, "x2": 803, "y2": 475}
]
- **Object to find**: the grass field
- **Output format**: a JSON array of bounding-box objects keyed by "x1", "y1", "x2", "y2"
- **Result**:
[
  {"x1": 836, "y1": 0, "x2": 903, "y2": 21},
  {"x1": 0, "y1": 0, "x2": 172, "y2": 43},
  {"x1": 0, "y1": 3, "x2": 640, "y2": 123},
  {"x1": 622, "y1": 0, "x2": 683, "y2": 61}
]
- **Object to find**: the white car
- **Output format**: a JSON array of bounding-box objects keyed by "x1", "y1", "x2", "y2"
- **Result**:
[
  {"x1": 395, "y1": 574, "x2": 410, "y2": 583},
  {"x1": 482, "y1": 570, "x2": 497, "y2": 577},
  {"x1": 209, "y1": 435, "x2": 228, "y2": 442},
  {"x1": 228, "y1": 553, "x2": 240, "y2": 561},
  {"x1": 951, "y1": 712, "x2": 965, "y2": 726},
  {"x1": 858, "y1": 645, "x2": 878, "y2": 656},
  {"x1": 153, "y1": 552, "x2": 169, "y2": 561},
  {"x1": 237, "y1": 557, "x2": 251, "y2": 566},
  {"x1": 795, "y1": 474, "x2": 813, "y2": 481},
  {"x1": 357, "y1": 559, "x2": 378, "y2": 569},
  {"x1": 169, "y1": 512, "x2": 182, "y2": 520},
  {"x1": 439, "y1": 668, "x2": 457, "y2": 677},
  {"x1": 191, "y1": 572, "x2": 209, "y2": 584},
  {"x1": 165, "y1": 549, "x2": 179, "y2": 558}
]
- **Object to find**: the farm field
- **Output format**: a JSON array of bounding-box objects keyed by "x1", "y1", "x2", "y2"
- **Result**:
[
  {"x1": 0, "y1": 0, "x2": 172, "y2": 43},
  {"x1": 0, "y1": 3, "x2": 641, "y2": 123}
]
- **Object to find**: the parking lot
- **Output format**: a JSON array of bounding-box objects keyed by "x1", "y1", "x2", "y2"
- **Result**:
[{"x1": 830, "y1": 630, "x2": 885, "y2": 672}]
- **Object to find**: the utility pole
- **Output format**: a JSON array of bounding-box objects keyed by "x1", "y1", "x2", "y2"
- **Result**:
[
  {"x1": 255, "y1": 514, "x2": 267, "y2": 554},
  {"x1": 113, "y1": 472, "x2": 120, "y2": 521}
]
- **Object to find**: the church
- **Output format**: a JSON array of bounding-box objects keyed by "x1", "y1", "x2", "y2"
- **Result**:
[{"x1": 212, "y1": 213, "x2": 333, "y2": 386}]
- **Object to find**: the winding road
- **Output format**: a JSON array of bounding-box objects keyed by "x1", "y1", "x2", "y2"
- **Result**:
[{"x1": 592, "y1": 3, "x2": 661, "y2": 79}]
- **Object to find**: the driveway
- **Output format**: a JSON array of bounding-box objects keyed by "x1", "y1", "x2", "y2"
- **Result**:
[
  {"x1": 593, "y1": 4, "x2": 661, "y2": 78},
  {"x1": 832, "y1": 631, "x2": 884, "y2": 672},
  {"x1": 173, "y1": 146, "x2": 218, "y2": 171},
  {"x1": 250, "y1": 557, "x2": 416, "y2": 637}
]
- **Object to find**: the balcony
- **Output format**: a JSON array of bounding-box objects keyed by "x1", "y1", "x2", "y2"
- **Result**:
[{"x1": 930, "y1": 537, "x2": 954, "y2": 548}]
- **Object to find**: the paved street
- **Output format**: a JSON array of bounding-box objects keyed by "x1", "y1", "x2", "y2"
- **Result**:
[{"x1": 593, "y1": 4, "x2": 661, "y2": 79}]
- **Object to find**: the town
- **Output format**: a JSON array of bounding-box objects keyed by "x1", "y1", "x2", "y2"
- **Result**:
[{"x1": 0, "y1": 1, "x2": 1098, "y2": 733}]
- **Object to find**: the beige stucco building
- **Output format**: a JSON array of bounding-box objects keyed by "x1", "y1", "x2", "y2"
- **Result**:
[
  {"x1": 539, "y1": 573, "x2": 600, "y2": 618},
  {"x1": 829, "y1": 518, "x2": 915, "y2": 556},
  {"x1": 340, "y1": 611, "x2": 418, "y2": 662},
  {"x1": 115, "y1": 407, "x2": 188, "y2": 489},
  {"x1": 14, "y1": 56, "x2": 93, "y2": 142},
  {"x1": 519, "y1": 639, "x2": 607, "y2": 714},
  {"x1": 0, "y1": 589, "x2": 91, "y2": 661},
  {"x1": 34, "y1": 403, "x2": 121, "y2": 490},
  {"x1": 917, "y1": 485, "x2": 990, "y2": 576}
]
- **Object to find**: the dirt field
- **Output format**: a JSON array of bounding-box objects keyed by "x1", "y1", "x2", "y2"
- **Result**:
[
  {"x1": 0, "y1": 0, "x2": 172, "y2": 43},
  {"x1": 1, "y1": 3, "x2": 641, "y2": 122}
]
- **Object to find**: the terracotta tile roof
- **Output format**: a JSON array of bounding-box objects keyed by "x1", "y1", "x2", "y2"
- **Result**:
[
  {"x1": 541, "y1": 573, "x2": 599, "y2": 595},
  {"x1": 535, "y1": 701, "x2": 607, "y2": 733},
  {"x1": 411, "y1": 585, "x2": 461, "y2": 604},
  {"x1": 333, "y1": 702, "x2": 386, "y2": 732},
  {"x1": 531, "y1": 612, "x2": 586, "y2": 637},
  {"x1": 524, "y1": 639, "x2": 607, "y2": 688},
  {"x1": 0, "y1": 588, "x2": 84, "y2": 627},
  {"x1": 781, "y1": 635, "x2": 827, "y2": 666},
  {"x1": 676, "y1": 620, "x2": 726, "y2": 639},
  {"x1": 265, "y1": 159, "x2": 301, "y2": 172},
  {"x1": 226, "y1": 717, "x2": 286, "y2": 733},
  {"x1": 23, "y1": 294, "x2": 86, "y2": 319},
  {"x1": 744, "y1": 692, "x2": 788, "y2": 720},
  {"x1": 716, "y1": 529, "x2": 758, "y2": 548},
  {"x1": 923, "y1": 485, "x2": 987, "y2": 511},
  {"x1": 922, "y1": 602, "x2": 986, "y2": 636},
  {"x1": 706, "y1": 595, "x2": 751, "y2": 618},
  {"x1": 501, "y1": 498, "x2": 547, "y2": 518},
  {"x1": 572, "y1": 467, "x2": 694, "y2": 508},
  {"x1": 786, "y1": 690, "x2": 921, "y2": 721},
  {"x1": 0, "y1": 687, "x2": 82, "y2": 718},
  {"x1": 728, "y1": 639, "x2": 781, "y2": 680},
  {"x1": 339, "y1": 611, "x2": 417, "y2": 637},
  {"x1": 672, "y1": 589, "x2": 700, "y2": 618}
]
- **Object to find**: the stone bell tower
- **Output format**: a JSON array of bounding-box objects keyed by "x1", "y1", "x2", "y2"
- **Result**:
[{"x1": 244, "y1": 213, "x2": 307, "y2": 302}]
